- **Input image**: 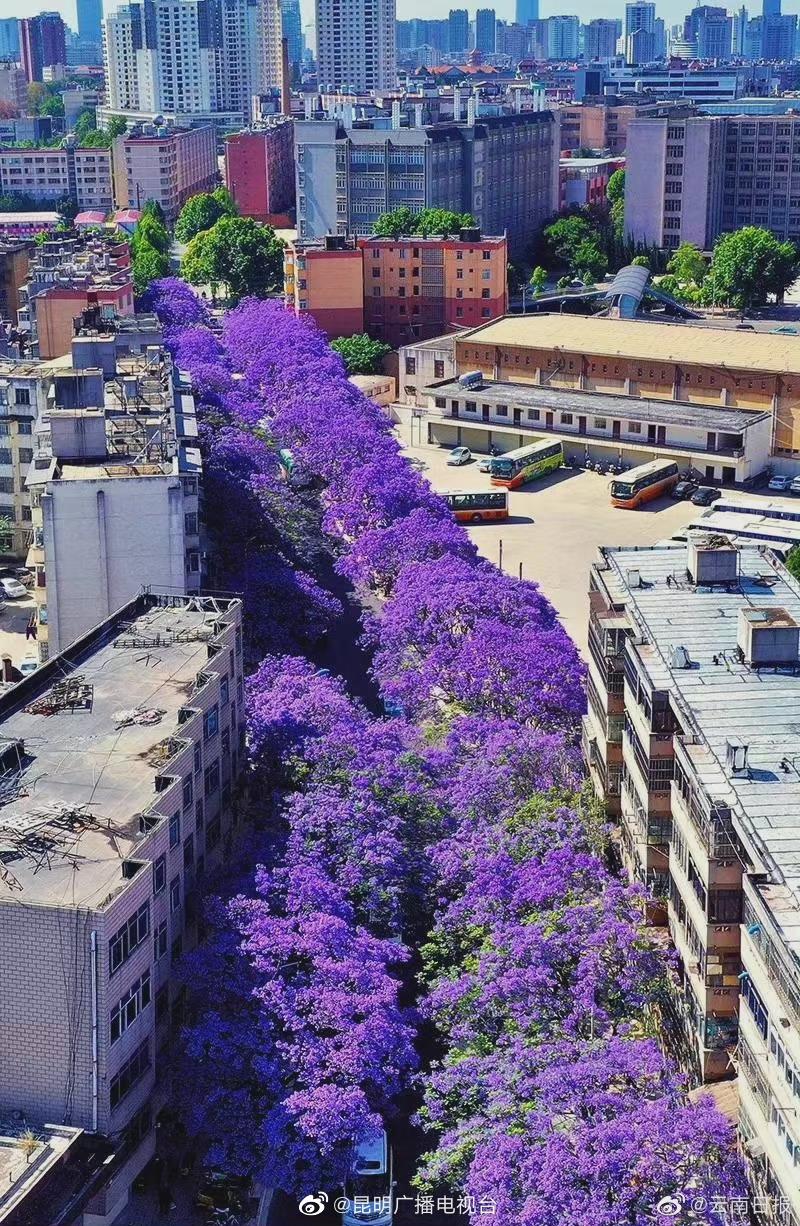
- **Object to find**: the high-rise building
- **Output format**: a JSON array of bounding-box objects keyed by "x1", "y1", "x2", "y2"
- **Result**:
[
  {"x1": 583, "y1": 17, "x2": 621, "y2": 59},
  {"x1": 546, "y1": 14, "x2": 580, "y2": 59},
  {"x1": 77, "y1": 0, "x2": 103, "y2": 46},
  {"x1": 316, "y1": 0, "x2": 395, "y2": 92},
  {"x1": 19, "y1": 12, "x2": 66, "y2": 82},
  {"x1": 225, "y1": 117, "x2": 295, "y2": 223},
  {"x1": 516, "y1": 0, "x2": 539, "y2": 25},
  {"x1": 683, "y1": 3, "x2": 732, "y2": 57},
  {"x1": 496, "y1": 19, "x2": 530, "y2": 61},
  {"x1": 763, "y1": 0, "x2": 781, "y2": 16},
  {"x1": 0, "y1": 17, "x2": 20, "y2": 60},
  {"x1": 732, "y1": 4, "x2": 748, "y2": 53},
  {"x1": 475, "y1": 8, "x2": 496, "y2": 53},
  {"x1": 448, "y1": 8, "x2": 469, "y2": 53},
  {"x1": 103, "y1": 0, "x2": 280, "y2": 124},
  {"x1": 281, "y1": 0, "x2": 304, "y2": 74},
  {"x1": 625, "y1": 1, "x2": 657, "y2": 63}
]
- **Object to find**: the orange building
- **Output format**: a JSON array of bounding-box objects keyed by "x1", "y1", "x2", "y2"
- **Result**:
[{"x1": 284, "y1": 230, "x2": 507, "y2": 347}]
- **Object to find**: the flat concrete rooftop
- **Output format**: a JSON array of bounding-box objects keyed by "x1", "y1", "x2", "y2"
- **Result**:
[
  {"x1": 430, "y1": 378, "x2": 769, "y2": 433},
  {"x1": 0, "y1": 595, "x2": 235, "y2": 910},
  {"x1": 601, "y1": 542, "x2": 800, "y2": 955}
]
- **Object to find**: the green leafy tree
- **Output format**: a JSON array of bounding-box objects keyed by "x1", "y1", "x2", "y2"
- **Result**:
[
  {"x1": 330, "y1": 333, "x2": 392, "y2": 374},
  {"x1": 132, "y1": 242, "x2": 169, "y2": 295},
  {"x1": 39, "y1": 93, "x2": 64, "y2": 118},
  {"x1": 56, "y1": 196, "x2": 78, "y2": 224},
  {"x1": 529, "y1": 265, "x2": 548, "y2": 294},
  {"x1": 133, "y1": 212, "x2": 170, "y2": 255},
  {"x1": 556, "y1": 275, "x2": 572, "y2": 290},
  {"x1": 26, "y1": 83, "x2": 46, "y2": 114},
  {"x1": 182, "y1": 215, "x2": 284, "y2": 302},
  {"x1": 141, "y1": 199, "x2": 167, "y2": 227},
  {"x1": 573, "y1": 238, "x2": 608, "y2": 285},
  {"x1": 666, "y1": 242, "x2": 707, "y2": 288},
  {"x1": 371, "y1": 206, "x2": 475, "y2": 238},
  {"x1": 787, "y1": 545, "x2": 800, "y2": 584},
  {"x1": 630, "y1": 254, "x2": 650, "y2": 269},
  {"x1": 543, "y1": 214, "x2": 594, "y2": 270},
  {"x1": 106, "y1": 115, "x2": 127, "y2": 139},
  {"x1": 175, "y1": 189, "x2": 237, "y2": 243},
  {"x1": 507, "y1": 263, "x2": 525, "y2": 295},
  {"x1": 705, "y1": 227, "x2": 799, "y2": 312},
  {"x1": 74, "y1": 108, "x2": 97, "y2": 142},
  {"x1": 606, "y1": 168, "x2": 626, "y2": 239}
]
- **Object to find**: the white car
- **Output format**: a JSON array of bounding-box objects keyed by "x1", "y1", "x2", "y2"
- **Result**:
[
  {"x1": 478, "y1": 456, "x2": 493, "y2": 473},
  {"x1": 447, "y1": 446, "x2": 471, "y2": 466},
  {"x1": 768, "y1": 474, "x2": 791, "y2": 492},
  {"x1": 18, "y1": 656, "x2": 38, "y2": 677},
  {"x1": 342, "y1": 1131, "x2": 393, "y2": 1226},
  {"x1": 0, "y1": 577, "x2": 27, "y2": 599},
  {"x1": 790, "y1": 476, "x2": 800, "y2": 496}
]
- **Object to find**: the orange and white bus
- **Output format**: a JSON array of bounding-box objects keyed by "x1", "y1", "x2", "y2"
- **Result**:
[
  {"x1": 610, "y1": 459, "x2": 679, "y2": 509},
  {"x1": 443, "y1": 490, "x2": 509, "y2": 522}
]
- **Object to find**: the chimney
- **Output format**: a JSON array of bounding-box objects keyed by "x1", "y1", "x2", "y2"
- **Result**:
[
  {"x1": 414, "y1": 102, "x2": 423, "y2": 128},
  {"x1": 303, "y1": 93, "x2": 313, "y2": 120},
  {"x1": 1, "y1": 656, "x2": 12, "y2": 683},
  {"x1": 391, "y1": 100, "x2": 401, "y2": 130},
  {"x1": 467, "y1": 94, "x2": 476, "y2": 126},
  {"x1": 453, "y1": 86, "x2": 462, "y2": 122},
  {"x1": 280, "y1": 37, "x2": 291, "y2": 117}
]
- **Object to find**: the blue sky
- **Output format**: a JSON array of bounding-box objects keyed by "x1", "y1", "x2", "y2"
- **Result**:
[{"x1": 0, "y1": 0, "x2": 794, "y2": 36}]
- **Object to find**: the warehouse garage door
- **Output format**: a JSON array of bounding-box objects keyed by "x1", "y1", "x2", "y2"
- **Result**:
[
  {"x1": 427, "y1": 421, "x2": 459, "y2": 447},
  {"x1": 459, "y1": 426, "x2": 494, "y2": 453}
]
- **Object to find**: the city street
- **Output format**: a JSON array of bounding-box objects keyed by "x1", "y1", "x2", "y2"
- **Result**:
[{"x1": 394, "y1": 410, "x2": 700, "y2": 653}]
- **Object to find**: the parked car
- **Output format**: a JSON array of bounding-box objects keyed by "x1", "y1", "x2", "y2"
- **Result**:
[
  {"x1": 447, "y1": 446, "x2": 471, "y2": 466},
  {"x1": 790, "y1": 476, "x2": 800, "y2": 496},
  {"x1": 478, "y1": 456, "x2": 493, "y2": 473},
  {"x1": 0, "y1": 577, "x2": 27, "y2": 599},
  {"x1": 769, "y1": 474, "x2": 792, "y2": 492},
  {"x1": 670, "y1": 480, "x2": 697, "y2": 500},
  {"x1": 18, "y1": 656, "x2": 38, "y2": 677},
  {"x1": 691, "y1": 485, "x2": 721, "y2": 507}
]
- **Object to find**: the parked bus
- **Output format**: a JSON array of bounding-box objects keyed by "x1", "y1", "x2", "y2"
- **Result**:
[
  {"x1": 610, "y1": 459, "x2": 680, "y2": 509},
  {"x1": 443, "y1": 490, "x2": 509, "y2": 522},
  {"x1": 489, "y1": 440, "x2": 563, "y2": 489}
]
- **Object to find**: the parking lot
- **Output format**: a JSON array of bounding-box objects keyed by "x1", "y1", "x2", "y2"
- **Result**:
[{"x1": 395, "y1": 413, "x2": 702, "y2": 653}]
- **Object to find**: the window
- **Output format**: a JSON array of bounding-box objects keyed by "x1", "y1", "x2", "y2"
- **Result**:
[
  {"x1": 110, "y1": 969, "x2": 151, "y2": 1043},
  {"x1": 203, "y1": 705, "x2": 219, "y2": 741},
  {"x1": 153, "y1": 854, "x2": 166, "y2": 895},
  {"x1": 204, "y1": 760, "x2": 220, "y2": 797},
  {"x1": 109, "y1": 904, "x2": 149, "y2": 975},
  {"x1": 434, "y1": 360, "x2": 445, "y2": 378},
  {"x1": 481, "y1": 289, "x2": 490, "y2": 299},
  {"x1": 110, "y1": 1039, "x2": 150, "y2": 1109},
  {"x1": 14, "y1": 387, "x2": 30, "y2": 405},
  {"x1": 405, "y1": 357, "x2": 416, "y2": 374},
  {"x1": 742, "y1": 974, "x2": 769, "y2": 1039},
  {"x1": 169, "y1": 813, "x2": 180, "y2": 849},
  {"x1": 594, "y1": 417, "x2": 607, "y2": 429},
  {"x1": 560, "y1": 413, "x2": 573, "y2": 426},
  {"x1": 628, "y1": 421, "x2": 641, "y2": 433},
  {"x1": 182, "y1": 776, "x2": 193, "y2": 811},
  {"x1": 220, "y1": 676, "x2": 229, "y2": 705},
  {"x1": 184, "y1": 512, "x2": 198, "y2": 536},
  {"x1": 169, "y1": 876, "x2": 181, "y2": 914}
]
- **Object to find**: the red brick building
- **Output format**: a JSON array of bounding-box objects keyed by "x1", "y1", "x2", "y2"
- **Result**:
[
  {"x1": 284, "y1": 230, "x2": 508, "y2": 347},
  {"x1": 224, "y1": 119, "x2": 295, "y2": 227}
]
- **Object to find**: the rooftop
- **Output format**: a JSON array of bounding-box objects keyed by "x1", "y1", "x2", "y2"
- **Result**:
[
  {"x1": 0, "y1": 592, "x2": 239, "y2": 911},
  {"x1": 429, "y1": 377, "x2": 768, "y2": 433},
  {"x1": 459, "y1": 313, "x2": 800, "y2": 377},
  {"x1": 600, "y1": 541, "x2": 800, "y2": 955}
]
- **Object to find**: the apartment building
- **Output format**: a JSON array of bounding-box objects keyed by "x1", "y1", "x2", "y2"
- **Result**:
[
  {"x1": 20, "y1": 233, "x2": 134, "y2": 360},
  {"x1": 0, "y1": 588, "x2": 244, "y2": 1225},
  {"x1": 19, "y1": 10, "x2": 66, "y2": 82},
  {"x1": 316, "y1": 0, "x2": 395, "y2": 92},
  {"x1": 585, "y1": 537, "x2": 800, "y2": 1223},
  {"x1": 439, "y1": 313, "x2": 800, "y2": 459},
  {"x1": 558, "y1": 99, "x2": 666, "y2": 155},
  {"x1": 112, "y1": 124, "x2": 217, "y2": 224},
  {"x1": 294, "y1": 110, "x2": 559, "y2": 257},
  {"x1": 626, "y1": 113, "x2": 800, "y2": 250},
  {"x1": 284, "y1": 230, "x2": 507, "y2": 345},
  {"x1": 27, "y1": 345, "x2": 203, "y2": 660},
  {"x1": 102, "y1": 0, "x2": 281, "y2": 128},
  {"x1": 0, "y1": 142, "x2": 114, "y2": 212},
  {"x1": 224, "y1": 118, "x2": 295, "y2": 225},
  {"x1": 0, "y1": 239, "x2": 32, "y2": 321}
]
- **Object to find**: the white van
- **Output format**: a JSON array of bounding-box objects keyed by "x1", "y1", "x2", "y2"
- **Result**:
[{"x1": 341, "y1": 1131, "x2": 393, "y2": 1226}]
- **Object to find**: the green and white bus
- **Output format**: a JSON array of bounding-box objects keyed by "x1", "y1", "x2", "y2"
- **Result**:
[{"x1": 489, "y1": 439, "x2": 564, "y2": 489}]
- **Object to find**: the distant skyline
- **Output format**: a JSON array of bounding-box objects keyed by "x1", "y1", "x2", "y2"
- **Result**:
[{"x1": 0, "y1": 0, "x2": 798, "y2": 37}]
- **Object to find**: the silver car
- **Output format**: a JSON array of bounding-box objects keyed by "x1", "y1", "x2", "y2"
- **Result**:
[{"x1": 447, "y1": 446, "x2": 471, "y2": 466}]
